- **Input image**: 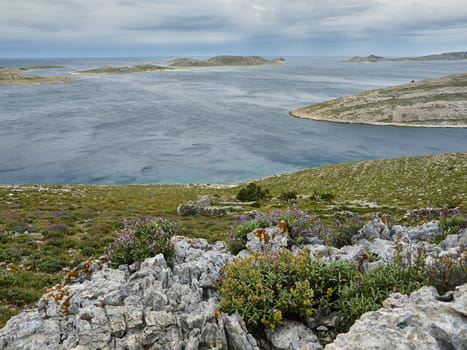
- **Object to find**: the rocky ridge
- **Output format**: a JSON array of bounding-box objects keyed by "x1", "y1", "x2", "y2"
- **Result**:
[{"x1": 0, "y1": 218, "x2": 466, "y2": 349}]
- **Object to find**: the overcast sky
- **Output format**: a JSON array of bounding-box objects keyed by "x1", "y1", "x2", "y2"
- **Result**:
[{"x1": 1, "y1": 0, "x2": 466, "y2": 57}]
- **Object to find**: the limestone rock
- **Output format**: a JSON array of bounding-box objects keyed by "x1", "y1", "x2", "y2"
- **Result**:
[
  {"x1": 265, "y1": 320, "x2": 323, "y2": 350},
  {"x1": 325, "y1": 283, "x2": 467, "y2": 350},
  {"x1": 1, "y1": 218, "x2": 466, "y2": 350},
  {"x1": 352, "y1": 218, "x2": 391, "y2": 243},
  {"x1": 224, "y1": 313, "x2": 258, "y2": 350},
  {"x1": 245, "y1": 226, "x2": 288, "y2": 253}
]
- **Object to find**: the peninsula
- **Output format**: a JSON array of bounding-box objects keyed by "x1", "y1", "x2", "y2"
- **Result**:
[
  {"x1": 166, "y1": 55, "x2": 284, "y2": 67},
  {"x1": 0, "y1": 66, "x2": 76, "y2": 85},
  {"x1": 342, "y1": 51, "x2": 467, "y2": 63},
  {"x1": 290, "y1": 72, "x2": 467, "y2": 127}
]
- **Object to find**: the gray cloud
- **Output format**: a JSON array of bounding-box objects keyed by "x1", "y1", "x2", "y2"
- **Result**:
[{"x1": 0, "y1": 0, "x2": 466, "y2": 55}]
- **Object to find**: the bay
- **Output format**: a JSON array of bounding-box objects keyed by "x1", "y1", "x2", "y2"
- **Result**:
[{"x1": 0, "y1": 57, "x2": 466, "y2": 184}]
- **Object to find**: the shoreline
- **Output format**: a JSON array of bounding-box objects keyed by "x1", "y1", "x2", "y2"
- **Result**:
[
  {"x1": 1, "y1": 151, "x2": 465, "y2": 188},
  {"x1": 289, "y1": 110, "x2": 467, "y2": 128}
]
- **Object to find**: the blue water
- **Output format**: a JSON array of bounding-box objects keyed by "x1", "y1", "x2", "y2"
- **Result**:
[{"x1": 1, "y1": 57, "x2": 466, "y2": 184}]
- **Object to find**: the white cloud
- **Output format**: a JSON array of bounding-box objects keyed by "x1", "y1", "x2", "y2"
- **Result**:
[{"x1": 0, "y1": 0, "x2": 466, "y2": 54}]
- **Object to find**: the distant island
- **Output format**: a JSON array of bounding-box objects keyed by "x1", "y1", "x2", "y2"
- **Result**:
[
  {"x1": 166, "y1": 55, "x2": 284, "y2": 67},
  {"x1": 342, "y1": 51, "x2": 467, "y2": 63},
  {"x1": 73, "y1": 64, "x2": 173, "y2": 75},
  {"x1": 0, "y1": 66, "x2": 76, "y2": 85},
  {"x1": 290, "y1": 72, "x2": 467, "y2": 128},
  {"x1": 72, "y1": 56, "x2": 284, "y2": 75}
]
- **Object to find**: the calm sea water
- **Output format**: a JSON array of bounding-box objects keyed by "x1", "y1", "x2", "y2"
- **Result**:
[{"x1": 1, "y1": 57, "x2": 466, "y2": 184}]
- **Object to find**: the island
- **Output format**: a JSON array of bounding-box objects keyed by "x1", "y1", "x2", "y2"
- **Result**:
[
  {"x1": 342, "y1": 51, "x2": 467, "y2": 63},
  {"x1": 289, "y1": 72, "x2": 467, "y2": 128},
  {"x1": 73, "y1": 64, "x2": 173, "y2": 75},
  {"x1": 0, "y1": 66, "x2": 76, "y2": 85},
  {"x1": 166, "y1": 55, "x2": 284, "y2": 67},
  {"x1": 72, "y1": 56, "x2": 283, "y2": 75}
]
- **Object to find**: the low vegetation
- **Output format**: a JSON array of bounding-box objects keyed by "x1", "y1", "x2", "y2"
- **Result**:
[
  {"x1": 74, "y1": 64, "x2": 172, "y2": 75},
  {"x1": 167, "y1": 55, "x2": 283, "y2": 67},
  {"x1": 0, "y1": 152, "x2": 465, "y2": 327},
  {"x1": 290, "y1": 73, "x2": 467, "y2": 127}
]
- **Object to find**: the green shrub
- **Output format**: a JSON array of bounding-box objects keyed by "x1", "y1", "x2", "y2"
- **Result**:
[
  {"x1": 0, "y1": 271, "x2": 61, "y2": 308},
  {"x1": 37, "y1": 259, "x2": 65, "y2": 273},
  {"x1": 426, "y1": 250, "x2": 467, "y2": 295},
  {"x1": 441, "y1": 214, "x2": 466, "y2": 235},
  {"x1": 279, "y1": 191, "x2": 298, "y2": 202},
  {"x1": 321, "y1": 193, "x2": 336, "y2": 202},
  {"x1": 218, "y1": 249, "x2": 354, "y2": 329},
  {"x1": 337, "y1": 263, "x2": 427, "y2": 328},
  {"x1": 106, "y1": 217, "x2": 182, "y2": 268},
  {"x1": 324, "y1": 214, "x2": 363, "y2": 248},
  {"x1": 0, "y1": 248, "x2": 21, "y2": 264},
  {"x1": 237, "y1": 183, "x2": 269, "y2": 202}
]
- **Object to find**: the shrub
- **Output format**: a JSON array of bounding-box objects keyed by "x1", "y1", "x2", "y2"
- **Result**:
[
  {"x1": 227, "y1": 208, "x2": 330, "y2": 253},
  {"x1": 37, "y1": 259, "x2": 65, "y2": 273},
  {"x1": 46, "y1": 223, "x2": 72, "y2": 236},
  {"x1": 105, "y1": 217, "x2": 181, "y2": 268},
  {"x1": 337, "y1": 263, "x2": 427, "y2": 328},
  {"x1": 426, "y1": 249, "x2": 467, "y2": 295},
  {"x1": 279, "y1": 191, "x2": 298, "y2": 202},
  {"x1": 218, "y1": 249, "x2": 354, "y2": 329},
  {"x1": 441, "y1": 214, "x2": 466, "y2": 235},
  {"x1": 237, "y1": 183, "x2": 269, "y2": 202},
  {"x1": 0, "y1": 248, "x2": 21, "y2": 264},
  {"x1": 324, "y1": 214, "x2": 363, "y2": 248},
  {"x1": 228, "y1": 207, "x2": 329, "y2": 254}
]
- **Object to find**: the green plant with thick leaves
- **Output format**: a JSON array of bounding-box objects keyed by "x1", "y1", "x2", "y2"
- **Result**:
[{"x1": 218, "y1": 249, "x2": 354, "y2": 329}]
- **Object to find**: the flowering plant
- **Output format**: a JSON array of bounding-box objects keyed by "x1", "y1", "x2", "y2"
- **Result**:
[
  {"x1": 105, "y1": 217, "x2": 181, "y2": 268},
  {"x1": 228, "y1": 207, "x2": 329, "y2": 254}
]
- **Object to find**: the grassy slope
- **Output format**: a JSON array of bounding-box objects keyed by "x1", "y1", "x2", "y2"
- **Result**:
[
  {"x1": 0, "y1": 152, "x2": 466, "y2": 327},
  {"x1": 290, "y1": 73, "x2": 467, "y2": 127}
]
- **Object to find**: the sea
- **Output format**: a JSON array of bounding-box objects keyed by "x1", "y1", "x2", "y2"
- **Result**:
[{"x1": 1, "y1": 57, "x2": 466, "y2": 185}]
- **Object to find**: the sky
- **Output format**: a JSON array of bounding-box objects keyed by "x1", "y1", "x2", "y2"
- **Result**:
[{"x1": 0, "y1": 0, "x2": 466, "y2": 57}]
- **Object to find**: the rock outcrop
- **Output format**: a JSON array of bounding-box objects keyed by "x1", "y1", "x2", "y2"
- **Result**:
[
  {"x1": 1, "y1": 218, "x2": 466, "y2": 349},
  {"x1": 177, "y1": 196, "x2": 244, "y2": 217},
  {"x1": 325, "y1": 284, "x2": 467, "y2": 350}
]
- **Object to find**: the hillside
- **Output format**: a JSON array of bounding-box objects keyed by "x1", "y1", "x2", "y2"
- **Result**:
[
  {"x1": 0, "y1": 152, "x2": 465, "y2": 327},
  {"x1": 290, "y1": 72, "x2": 467, "y2": 127},
  {"x1": 342, "y1": 51, "x2": 467, "y2": 63},
  {"x1": 167, "y1": 55, "x2": 283, "y2": 67}
]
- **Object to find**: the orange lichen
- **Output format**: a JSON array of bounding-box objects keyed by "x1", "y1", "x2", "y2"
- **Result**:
[
  {"x1": 278, "y1": 220, "x2": 288, "y2": 234},
  {"x1": 44, "y1": 285, "x2": 74, "y2": 317},
  {"x1": 215, "y1": 310, "x2": 221, "y2": 319},
  {"x1": 418, "y1": 220, "x2": 426, "y2": 226},
  {"x1": 64, "y1": 270, "x2": 79, "y2": 284},
  {"x1": 254, "y1": 229, "x2": 269, "y2": 243}
]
